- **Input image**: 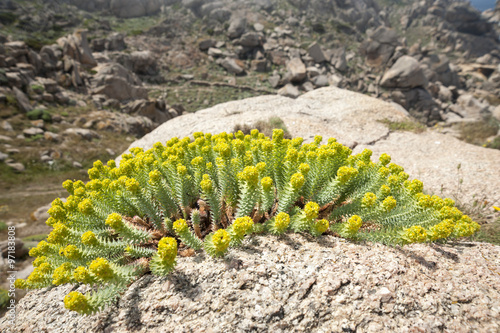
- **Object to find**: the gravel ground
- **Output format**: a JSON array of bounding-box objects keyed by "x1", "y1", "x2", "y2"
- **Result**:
[{"x1": 1, "y1": 234, "x2": 499, "y2": 333}]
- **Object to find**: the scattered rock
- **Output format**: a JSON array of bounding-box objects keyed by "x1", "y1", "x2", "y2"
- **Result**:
[
  {"x1": 380, "y1": 56, "x2": 428, "y2": 89},
  {"x1": 286, "y1": 58, "x2": 307, "y2": 82},
  {"x1": 219, "y1": 58, "x2": 245, "y2": 75}
]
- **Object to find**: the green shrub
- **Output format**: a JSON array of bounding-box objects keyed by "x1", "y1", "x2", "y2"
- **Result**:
[
  {"x1": 26, "y1": 109, "x2": 52, "y2": 122},
  {"x1": 16, "y1": 129, "x2": 480, "y2": 315}
]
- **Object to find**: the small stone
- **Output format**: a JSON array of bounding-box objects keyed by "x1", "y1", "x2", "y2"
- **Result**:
[
  {"x1": 0, "y1": 152, "x2": 7, "y2": 162},
  {"x1": 278, "y1": 84, "x2": 300, "y2": 98},
  {"x1": 2, "y1": 121, "x2": 13, "y2": 131},
  {"x1": 7, "y1": 162, "x2": 25, "y2": 172},
  {"x1": 0, "y1": 135, "x2": 13, "y2": 142},
  {"x1": 106, "y1": 148, "x2": 116, "y2": 156},
  {"x1": 43, "y1": 132, "x2": 60, "y2": 142},
  {"x1": 73, "y1": 161, "x2": 83, "y2": 168},
  {"x1": 23, "y1": 127, "x2": 44, "y2": 137}
]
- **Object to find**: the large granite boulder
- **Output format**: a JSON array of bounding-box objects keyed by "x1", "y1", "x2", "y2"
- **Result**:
[
  {"x1": 90, "y1": 63, "x2": 148, "y2": 101},
  {"x1": 380, "y1": 56, "x2": 428, "y2": 89}
]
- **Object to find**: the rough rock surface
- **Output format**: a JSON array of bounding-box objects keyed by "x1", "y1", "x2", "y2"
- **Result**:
[
  {"x1": 126, "y1": 87, "x2": 500, "y2": 206},
  {"x1": 2, "y1": 234, "x2": 499, "y2": 332}
]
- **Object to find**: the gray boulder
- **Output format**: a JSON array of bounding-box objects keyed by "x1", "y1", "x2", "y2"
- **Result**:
[
  {"x1": 286, "y1": 58, "x2": 307, "y2": 82},
  {"x1": 90, "y1": 63, "x2": 148, "y2": 101},
  {"x1": 380, "y1": 56, "x2": 428, "y2": 89},
  {"x1": 360, "y1": 27, "x2": 399, "y2": 67},
  {"x1": 227, "y1": 17, "x2": 247, "y2": 39},
  {"x1": 308, "y1": 42, "x2": 327, "y2": 63}
]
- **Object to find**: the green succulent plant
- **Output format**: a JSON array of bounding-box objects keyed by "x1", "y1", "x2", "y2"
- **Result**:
[{"x1": 15, "y1": 129, "x2": 480, "y2": 315}]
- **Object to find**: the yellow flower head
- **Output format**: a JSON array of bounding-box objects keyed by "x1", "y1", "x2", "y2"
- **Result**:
[
  {"x1": 381, "y1": 196, "x2": 397, "y2": 212},
  {"x1": 378, "y1": 166, "x2": 390, "y2": 177},
  {"x1": 73, "y1": 266, "x2": 93, "y2": 284},
  {"x1": 379, "y1": 153, "x2": 391, "y2": 166},
  {"x1": 48, "y1": 205, "x2": 66, "y2": 220},
  {"x1": 304, "y1": 201, "x2": 320, "y2": 220},
  {"x1": 125, "y1": 178, "x2": 141, "y2": 193},
  {"x1": 62, "y1": 180, "x2": 74, "y2": 194},
  {"x1": 52, "y1": 262, "x2": 73, "y2": 286},
  {"x1": 47, "y1": 223, "x2": 69, "y2": 244},
  {"x1": 60, "y1": 245, "x2": 81, "y2": 260},
  {"x1": 27, "y1": 263, "x2": 52, "y2": 284},
  {"x1": 200, "y1": 174, "x2": 213, "y2": 193},
  {"x1": 232, "y1": 216, "x2": 254, "y2": 238},
  {"x1": 274, "y1": 212, "x2": 290, "y2": 233},
  {"x1": 315, "y1": 219, "x2": 330, "y2": 234},
  {"x1": 157, "y1": 237, "x2": 178, "y2": 263},
  {"x1": 272, "y1": 129, "x2": 284, "y2": 142},
  {"x1": 406, "y1": 179, "x2": 423, "y2": 194},
  {"x1": 290, "y1": 173, "x2": 305, "y2": 190},
  {"x1": 403, "y1": 226, "x2": 428, "y2": 243},
  {"x1": 238, "y1": 166, "x2": 259, "y2": 186},
  {"x1": 105, "y1": 213, "x2": 123, "y2": 229},
  {"x1": 388, "y1": 163, "x2": 404, "y2": 174},
  {"x1": 345, "y1": 215, "x2": 363, "y2": 235},
  {"x1": 336, "y1": 166, "x2": 358, "y2": 184},
  {"x1": 78, "y1": 198, "x2": 93, "y2": 215},
  {"x1": 261, "y1": 177, "x2": 273, "y2": 191},
  {"x1": 256, "y1": 162, "x2": 266, "y2": 173},
  {"x1": 299, "y1": 163, "x2": 310, "y2": 176},
  {"x1": 212, "y1": 229, "x2": 231, "y2": 253},
  {"x1": 417, "y1": 194, "x2": 433, "y2": 208},
  {"x1": 380, "y1": 185, "x2": 391, "y2": 197},
  {"x1": 81, "y1": 231, "x2": 98, "y2": 246},
  {"x1": 362, "y1": 192, "x2": 377, "y2": 208},
  {"x1": 149, "y1": 170, "x2": 162, "y2": 185},
  {"x1": 173, "y1": 219, "x2": 189, "y2": 234},
  {"x1": 177, "y1": 165, "x2": 188, "y2": 176},
  {"x1": 64, "y1": 291, "x2": 90, "y2": 314},
  {"x1": 428, "y1": 219, "x2": 454, "y2": 240},
  {"x1": 443, "y1": 198, "x2": 455, "y2": 207},
  {"x1": 89, "y1": 258, "x2": 114, "y2": 281},
  {"x1": 33, "y1": 256, "x2": 48, "y2": 267},
  {"x1": 285, "y1": 148, "x2": 298, "y2": 162},
  {"x1": 191, "y1": 156, "x2": 204, "y2": 167}
]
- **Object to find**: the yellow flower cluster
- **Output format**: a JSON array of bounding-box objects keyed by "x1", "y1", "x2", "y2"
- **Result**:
[
  {"x1": 261, "y1": 177, "x2": 273, "y2": 191},
  {"x1": 52, "y1": 263, "x2": 73, "y2": 285},
  {"x1": 336, "y1": 166, "x2": 358, "y2": 184},
  {"x1": 238, "y1": 166, "x2": 259, "y2": 185},
  {"x1": 362, "y1": 192, "x2": 377, "y2": 208},
  {"x1": 274, "y1": 212, "x2": 290, "y2": 233},
  {"x1": 81, "y1": 231, "x2": 98, "y2": 246},
  {"x1": 73, "y1": 266, "x2": 94, "y2": 284},
  {"x1": 89, "y1": 258, "x2": 114, "y2": 281},
  {"x1": 78, "y1": 198, "x2": 93, "y2": 215},
  {"x1": 304, "y1": 202, "x2": 320, "y2": 220},
  {"x1": 47, "y1": 223, "x2": 69, "y2": 244},
  {"x1": 290, "y1": 173, "x2": 305, "y2": 190},
  {"x1": 403, "y1": 226, "x2": 427, "y2": 243},
  {"x1": 59, "y1": 245, "x2": 81, "y2": 260},
  {"x1": 200, "y1": 174, "x2": 213, "y2": 192},
  {"x1": 173, "y1": 219, "x2": 189, "y2": 234},
  {"x1": 64, "y1": 291, "x2": 89, "y2": 313},
  {"x1": 232, "y1": 216, "x2": 254, "y2": 239},
  {"x1": 212, "y1": 229, "x2": 231, "y2": 253},
  {"x1": 315, "y1": 219, "x2": 330, "y2": 234},
  {"x1": 381, "y1": 196, "x2": 397, "y2": 212},
  {"x1": 344, "y1": 215, "x2": 363, "y2": 235},
  {"x1": 379, "y1": 153, "x2": 391, "y2": 166},
  {"x1": 428, "y1": 219, "x2": 454, "y2": 240},
  {"x1": 157, "y1": 237, "x2": 177, "y2": 263},
  {"x1": 105, "y1": 213, "x2": 123, "y2": 229}
]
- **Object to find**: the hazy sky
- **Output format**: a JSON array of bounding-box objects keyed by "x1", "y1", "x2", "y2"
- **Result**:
[{"x1": 469, "y1": 0, "x2": 496, "y2": 11}]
